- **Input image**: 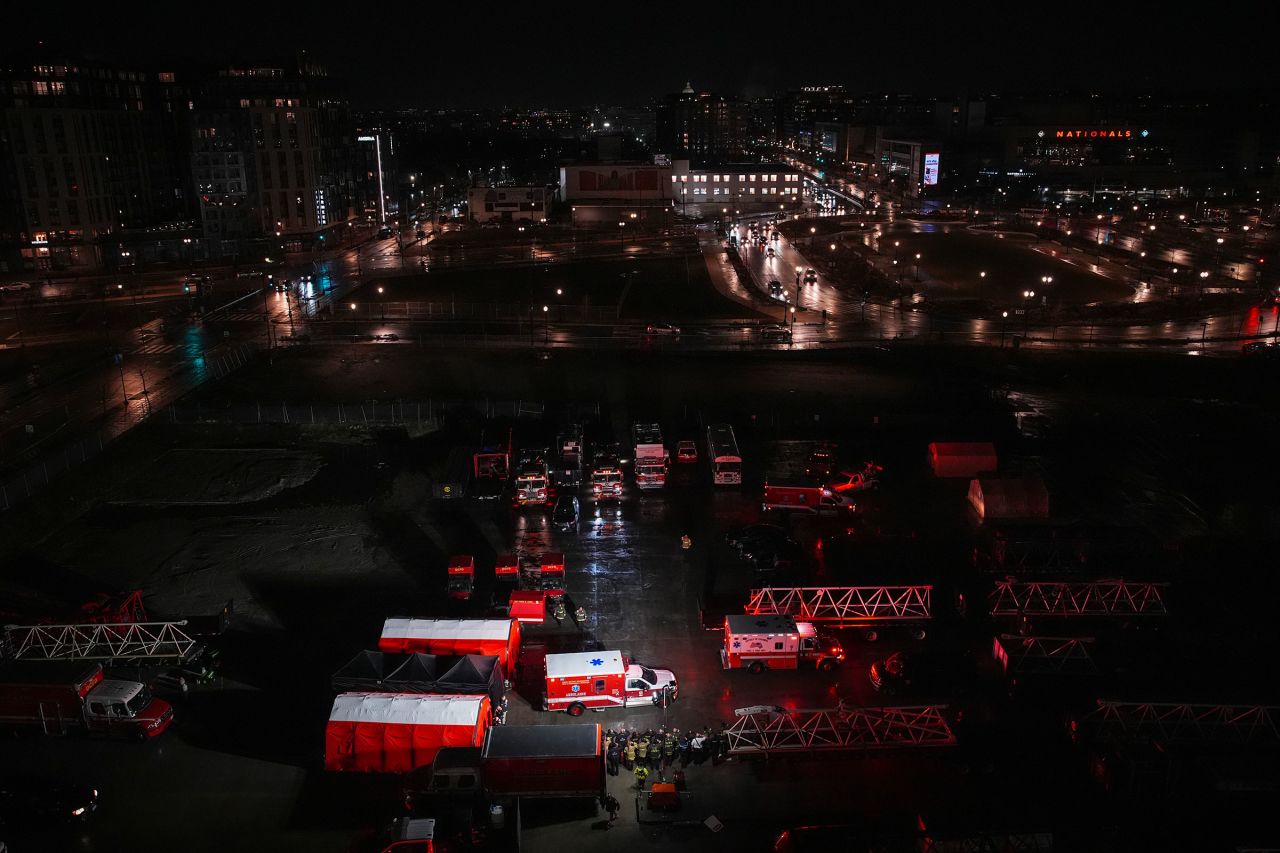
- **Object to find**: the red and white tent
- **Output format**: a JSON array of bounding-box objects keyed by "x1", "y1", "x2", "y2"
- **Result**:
[
  {"x1": 378, "y1": 618, "x2": 522, "y2": 668},
  {"x1": 325, "y1": 692, "x2": 491, "y2": 773}
]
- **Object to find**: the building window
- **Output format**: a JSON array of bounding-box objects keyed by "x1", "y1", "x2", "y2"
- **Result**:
[
  {"x1": 738, "y1": 174, "x2": 746, "y2": 181},
  {"x1": 158, "y1": 72, "x2": 175, "y2": 83},
  {"x1": 32, "y1": 81, "x2": 49, "y2": 95},
  {"x1": 749, "y1": 175, "x2": 756, "y2": 182},
  {"x1": 239, "y1": 98, "x2": 250, "y2": 108}
]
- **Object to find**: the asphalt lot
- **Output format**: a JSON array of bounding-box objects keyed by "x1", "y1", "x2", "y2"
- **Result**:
[{"x1": 2, "y1": 347, "x2": 1280, "y2": 852}]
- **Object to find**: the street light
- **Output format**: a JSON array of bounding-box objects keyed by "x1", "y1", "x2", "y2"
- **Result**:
[
  {"x1": 914, "y1": 253, "x2": 921, "y2": 281},
  {"x1": 1001, "y1": 310, "x2": 1009, "y2": 347},
  {"x1": 1022, "y1": 290, "x2": 1035, "y2": 336},
  {"x1": 542, "y1": 304, "x2": 549, "y2": 345}
]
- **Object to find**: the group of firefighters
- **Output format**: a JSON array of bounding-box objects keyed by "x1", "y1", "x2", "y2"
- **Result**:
[{"x1": 604, "y1": 726, "x2": 730, "y2": 789}]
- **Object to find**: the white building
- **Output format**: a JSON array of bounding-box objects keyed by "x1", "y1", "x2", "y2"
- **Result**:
[
  {"x1": 670, "y1": 159, "x2": 802, "y2": 216},
  {"x1": 467, "y1": 186, "x2": 552, "y2": 223}
]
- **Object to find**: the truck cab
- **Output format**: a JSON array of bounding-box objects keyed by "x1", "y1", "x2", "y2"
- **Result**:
[
  {"x1": 84, "y1": 679, "x2": 173, "y2": 738},
  {"x1": 622, "y1": 662, "x2": 678, "y2": 707},
  {"x1": 513, "y1": 464, "x2": 551, "y2": 507}
]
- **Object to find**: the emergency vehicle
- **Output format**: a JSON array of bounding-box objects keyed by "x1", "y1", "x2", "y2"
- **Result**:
[
  {"x1": 532, "y1": 552, "x2": 566, "y2": 594},
  {"x1": 720, "y1": 614, "x2": 845, "y2": 673},
  {"x1": 590, "y1": 467, "x2": 623, "y2": 500},
  {"x1": 762, "y1": 480, "x2": 856, "y2": 514},
  {"x1": 632, "y1": 423, "x2": 667, "y2": 490},
  {"x1": 494, "y1": 553, "x2": 520, "y2": 580},
  {"x1": 446, "y1": 555, "x2": 474, "y2": 600},
  {"x1": 543, "y1": 650, "x2": 678, "y2": 716},
  {"x1": 513, "y1": 449, "x2": 552, "y2": 507}
]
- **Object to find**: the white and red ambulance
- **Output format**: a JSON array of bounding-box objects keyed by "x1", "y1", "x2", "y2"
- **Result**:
[
  {"x1": 542, "y1": 650, "x2": 678, "y2": 716},
  {"x1": 721, "y1": 614, "x2": 845, "y2": 673}
]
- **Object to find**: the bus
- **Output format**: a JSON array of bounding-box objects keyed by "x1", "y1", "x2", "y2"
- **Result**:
[{"x1": 707, "y1": 423, "x2": 742, "y2": 486}]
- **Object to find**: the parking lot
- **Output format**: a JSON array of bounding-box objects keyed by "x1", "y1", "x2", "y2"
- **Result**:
[{"x1": 3, "y1": 345, "x2": 1279, "y2": 851}]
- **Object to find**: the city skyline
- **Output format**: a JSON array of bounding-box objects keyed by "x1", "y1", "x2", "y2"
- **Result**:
[{"x1": 5, "y1": 3, "x2": 1275, "y2": 108}]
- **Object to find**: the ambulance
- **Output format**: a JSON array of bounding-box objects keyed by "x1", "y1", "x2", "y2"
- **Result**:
[
  {"x1": 720, "y1": 614, "x2": 845, "y2": 673},
  {"x1": 543, "y1": 650, "x2": 678, "y2": 716}
]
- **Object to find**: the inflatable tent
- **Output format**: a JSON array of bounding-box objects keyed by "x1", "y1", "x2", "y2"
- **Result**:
[
  {"x1": 929, "y1": 442, "x2": 998, "y2": 478},
  {"x1": 378, "y1": 618, "x2": 522, "y2": 669},
  {"x1": 325, "y1": 692, "x2": 490, "y2": 773}
]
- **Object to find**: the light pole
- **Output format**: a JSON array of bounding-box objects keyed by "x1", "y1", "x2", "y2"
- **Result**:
[
  {"x1": 618, "y1": 221, "x2": 625, "y2": 256},
  {"x1": 1000, "y1": 311, "x2": 1009, "y2": 347},
  {"x1": 1040, "y1": 276, "x2": 1053, "y2": 308},
  {"x1": 790, "y1": 304, "x2": 797, "y2": 329},
  {"x1": 1199, "y1": 270, "x2": 1209, "y2": 298},
  {"x1": 377, "y1": 285, "x2": 385, "y2": 320},
  {"x1": 1022, "y1": 290, "x2": 1035, "y2": 337},
  {"x1": 914, "y1": 253, "x2": 921, "y2": 282},
  {"x1": 542, "y1": 304, "x2": 549, "y2": 346}
]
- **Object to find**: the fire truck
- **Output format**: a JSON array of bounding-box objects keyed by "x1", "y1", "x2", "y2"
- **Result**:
[
  {"x1": 471, "y1": 429, "x2": 512, "y2": 501},
  {"x1": 513, "y1": 448, "x2": 553, "y2": 507},
  {"x1": 554, "y1": 425, "x2": 584, "y2": 488},
  {"x1": 543, "y1": 650, "x2": 678, "y2": 716},
  {"x1": 0, "y1": 660, "x2": 174, "y2": 739},
  {"x1": 590, "y1": 442, "x2": 623, "y2": 500},
  {"x1": 720, "y1": 614, "x2": 845, "y2": 673},
  {"x1": 446, "y1": 555, "x2": 474, "y2": 600},
  {"x1": 631, "y1": 423, "x2": 667, "y2": 490}
]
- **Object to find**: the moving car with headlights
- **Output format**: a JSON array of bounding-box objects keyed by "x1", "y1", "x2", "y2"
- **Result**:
[{"x1": 0, "y1": 776, "x2": 99, "y2": 827}]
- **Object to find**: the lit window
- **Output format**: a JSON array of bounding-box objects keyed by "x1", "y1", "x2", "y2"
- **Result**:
[
  {"x1": 738, "y1": 175, "x2": 745, "y2": 181},
  {"x1": 239, "y1": 99, "x2": 250, "y2": 108},
  {"x1": 749, "y1": 175, "x2": 756, "y2": 182},
  {"x1": 50, "y1": 81, "x2": 65, "y2": 94},
  {"x1": 159, "y1": 72, "x2": 175, "y2": 83},
  {"x1": 32, "y1": 81, "x2": 49, "y2": 95}
]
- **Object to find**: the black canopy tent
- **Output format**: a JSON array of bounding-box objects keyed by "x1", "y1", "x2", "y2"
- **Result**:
[{"x1": 331, "y1": 651, "x2": 504, "y2": 703}]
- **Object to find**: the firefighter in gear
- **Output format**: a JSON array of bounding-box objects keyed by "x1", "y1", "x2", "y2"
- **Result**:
[
  {"x1": 552, "y1": 598, "x2": 567, "y2": 622},
  {"x1": 680, "y1": 534, "x2": 692, "y2": 550},
  {"x1": 625, "y1": 739, "x2": 636, "y2": 770},
  {"x1": 636, "y1": 737, "x2": 649, "y2": 767},
  {"x1": 662, "y1": 734, "x2": 676, "y2": 768}
]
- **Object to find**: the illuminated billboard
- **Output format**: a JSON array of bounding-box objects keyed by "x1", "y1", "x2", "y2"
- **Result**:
[{"x1": 923, "y1": 153, "x2": 940, "y2": 186}]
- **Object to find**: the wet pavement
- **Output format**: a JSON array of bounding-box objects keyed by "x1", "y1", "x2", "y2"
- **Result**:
[{"x1": 3, "y1": 347, "x2": 1280, "y2": 852}]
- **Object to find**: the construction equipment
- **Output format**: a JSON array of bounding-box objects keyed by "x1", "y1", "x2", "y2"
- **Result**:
[
  {"x1": 992, "y1": 635, "x2": 1098, "y2": 676},
  {"x1": 990, "y1": 580, "x2": 1167, "y2": 617},
  {"x1": 5, "y1": 620, "x2": 200, "y2": 663},
  {"x1": 725, "y1": 702, "x2": 955, "y2": 755},
  {"x1": 1073, "y1": 701, "x2": 1280, "y2": 745},
  {"x1": 744, "y1": 586, "x2": 932, "y2": 639}
]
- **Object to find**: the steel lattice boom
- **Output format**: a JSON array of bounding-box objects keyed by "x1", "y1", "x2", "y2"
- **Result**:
[
  {"x1": 726, "y1": 702, "x2": 955, "y2": 754},
  {"x1": 994, "y1": 635, "x2": 1098, "y2": 675},
  {"x1": 1076, "y1": 701, "x2": 1280, "y2": 745},
  {"x1": 745, "y1": 586, "x2": 932, "y2": 624},
  {"x1": 989, "y1": 580, "x2": 1167, "y2": 617},
  {"x1": 5, "y1": 621, "x2": 199, "y2": 662}
]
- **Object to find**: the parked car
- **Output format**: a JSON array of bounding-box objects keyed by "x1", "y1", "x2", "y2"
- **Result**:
[
  {"x1": 724, "y1": 523, "x2": 791, "y2": 552},
  {"x1": 552, "y1": 494, "x2": 580, "y2": 534},
  {"x1": 646, "y1": 322, "x2": 680, "y2": 336},
  {"x1": 235, "y1": 270, "x2": 264, "y2": 279},
  {"x1": 741, "y1": 533, "x2": 803, "y2": 572},
  {"x1": 0, "y1": 776, "x2": 98, "y2": 827},
  {"x1": 761, "y1": 324, "x2": 792, "y2": 341},
  {"x1": 0, "y1": 281, "x2": 33, "y2": 292},
  {"x1": 376, "y1": 226, "x2": 395, "y2": 239},
  {"x1": 676, "y1": 440, "x2": 698, "y2": 463},
  {"x1": 480, "y1": 221, "x2": 501, "y2": 230}
]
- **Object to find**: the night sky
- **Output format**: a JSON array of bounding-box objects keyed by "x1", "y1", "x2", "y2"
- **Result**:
[{"x1": 6, "y1": 2, "x2": 1273, "y2": 108}]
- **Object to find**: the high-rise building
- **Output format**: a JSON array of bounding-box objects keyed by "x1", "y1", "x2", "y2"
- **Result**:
[
  {"x1": 655, "y1": 83, "x2": 747, "y2": 164},
  {"x1": 0, "y1": 57, "x2": 194, "y2": 272},
  {"x1": 190, "y1": 57, "x2": 362, "y2": 253}
]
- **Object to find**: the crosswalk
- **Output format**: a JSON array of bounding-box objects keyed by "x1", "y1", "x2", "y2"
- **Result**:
[{"x1": 132, "y1": 341, "x2": 189, "y2": 356}]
